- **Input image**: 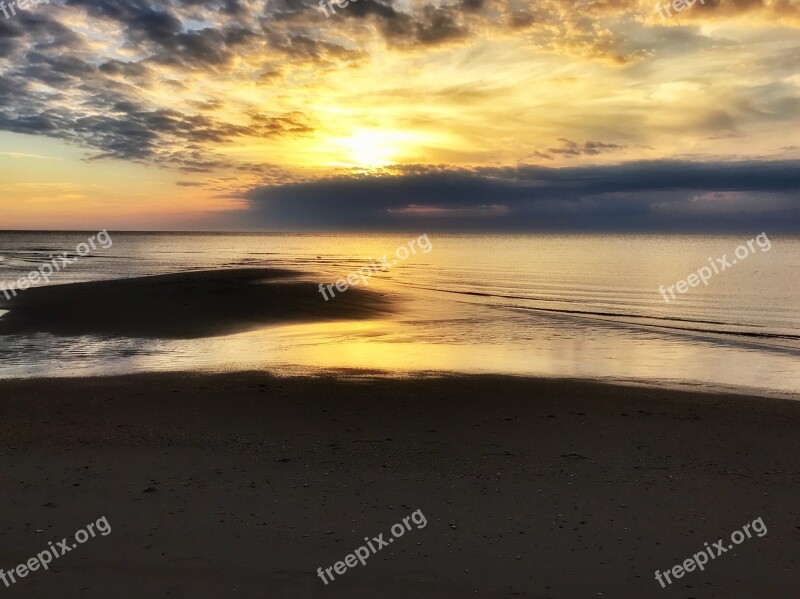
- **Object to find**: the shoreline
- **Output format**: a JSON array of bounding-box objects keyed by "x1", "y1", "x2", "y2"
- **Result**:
[
  {"x1": 1, "y1": 371, "x2": 798, "y2": 597},
  {"x1": 1, "y1": 366, "x2": 797, "y2": 403}
]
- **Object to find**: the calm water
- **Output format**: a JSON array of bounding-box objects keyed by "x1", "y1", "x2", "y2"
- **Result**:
[{"x1": 1, "y1": 232, "x2": 799, "y2": 397}]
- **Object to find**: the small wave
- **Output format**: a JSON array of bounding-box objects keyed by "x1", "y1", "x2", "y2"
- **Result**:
[{"x1": 410, "y1": 284, "x2": 800, "y2": 342}]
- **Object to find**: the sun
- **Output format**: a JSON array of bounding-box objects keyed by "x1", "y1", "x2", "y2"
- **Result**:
[
  {"x1": 318, "y1": 127, "x2": 457, "y2": 170},
  {"x1": 328, "y1": 129, "x2": 399, "y2": 168}
]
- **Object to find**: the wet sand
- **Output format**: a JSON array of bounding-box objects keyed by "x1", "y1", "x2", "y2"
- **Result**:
[
  {"x1": 0, "y1": 269, "x2": 390, "y2": 338},
  {"x1": 0, "y1": 372, "x2": 798, "y2": 598}
]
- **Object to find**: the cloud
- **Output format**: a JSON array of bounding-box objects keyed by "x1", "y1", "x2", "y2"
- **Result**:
[
  {"x1": 531, "y1": 138, "x2": 632, "y2": 160},
  {"x1": 0, "y1": 0, "x2": 798, "y2": 191},
  {"x1": 0, "y1": 151, "x2": 59, "y2": 159},
  {"x1": 240, "y1": 160, "x2": 800, "y2": 231}
]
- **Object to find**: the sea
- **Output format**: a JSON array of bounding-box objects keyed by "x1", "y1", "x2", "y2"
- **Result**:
[{"x1": 1, "y1": 232, "x2": 799, "y2": 397}]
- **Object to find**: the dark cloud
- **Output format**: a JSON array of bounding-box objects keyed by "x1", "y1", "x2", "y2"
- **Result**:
[
  {"x1": 99, "y1": 59, "x2": 153, "y2": 80},
  {"x1": 187, "y1": 98, "x2": 225, "y2": 111},
  {"x1": 0, "y1": 2, "x2": 316, "y2": 172},
  {"x1": 275, "y1": 33, "x2": 362, "y2": 61},
  {"x1": 461, "y1": 0, "x2": 484, "y2": 11},
  {"x1": 176, "y1": 181, "x2": 207, "y2": 186},
  {"x1": 129, "y1": 9, "x2": 183, "y2": 45},
  {"x1": 415, "y1": 5, "x2": 467, "y2": 45},
  {"x1": 0, "y1": 87, "x2": 314, "y2": 170},
  {"x1": 533, "y1": 138, "x2": 630, "y2": 160},
  {"x1": 63, "y1": 0, "x2": 146, "y2": 21},
  {"x1": 342, "y1": 0, "x2": 398, "y2": 19},
  {"x1": 342, "y1": 1, "x2": 469, "y2": 47},
  {"x1": 0, "y1": 19, "x2": 24, "y2": 54},
  {"x1": 507, "y1": 9, "x2": 535, "y2": 28},
  {"x1": 62, "y1": 0, "x2": 289, "y2": 69},
  {"x1": 240, "y1": 161, "x2": 800, "y2": 232}
]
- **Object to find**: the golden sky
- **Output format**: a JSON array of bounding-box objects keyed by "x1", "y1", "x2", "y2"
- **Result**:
[{"x1": 0, "y1": 0, "x2": 798, "y2": 229}]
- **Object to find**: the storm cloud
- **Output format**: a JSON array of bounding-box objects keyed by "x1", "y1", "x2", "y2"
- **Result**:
[{"x1": 242, "y1": 160, "x2": 800, "y2": 232}]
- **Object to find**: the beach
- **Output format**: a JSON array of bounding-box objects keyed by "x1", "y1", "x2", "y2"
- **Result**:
[
  {"x1": 0, "y1": 247, "x2": 798, "y2": 597},
  {"x1": 1, "y1": 372, "x2": 798, "y2": 598},
  {"x1": 4, "y1": 0, "x2": 800, "y2": 594}
]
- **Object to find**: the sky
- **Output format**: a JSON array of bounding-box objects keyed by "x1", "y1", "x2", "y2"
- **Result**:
[{"x1": 0, "y1": 0, "x2": 799, "y2": 231}]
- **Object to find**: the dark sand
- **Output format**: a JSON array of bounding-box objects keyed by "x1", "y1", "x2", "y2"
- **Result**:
[
  {"x1": 0, "y1": 372, "x2": 798, "y2": 598},
  {"x1": 0, "y1": 269, "x2": 390, "y2": 338}
]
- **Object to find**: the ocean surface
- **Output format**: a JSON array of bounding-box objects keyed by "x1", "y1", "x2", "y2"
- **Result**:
[{"x1": 1, "y1": 232, "x2": 799, "y2": 397}]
